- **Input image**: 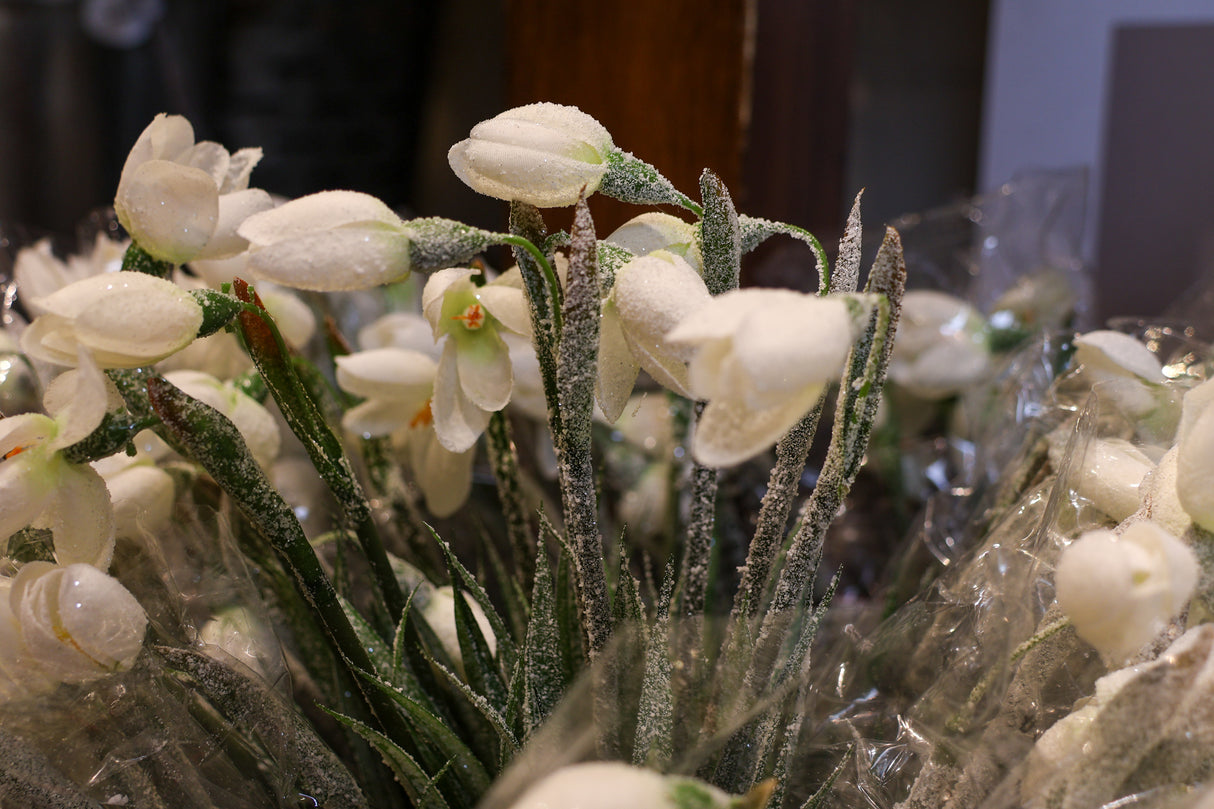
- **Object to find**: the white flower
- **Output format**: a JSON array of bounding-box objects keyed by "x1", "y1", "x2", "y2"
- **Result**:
[
  {"x1": 198, "y1": 606, "x2": 275, "y2": 677},
  {"x1": 7, "y1": 562, "x2": 146, "y2": 685},
  {"x1": 419, "y1": 585, "x2": 495, "y2": 675},
  {"x1": 91, "y1": 450, "x2": 176, "y2": 539},
  {"x1": 20, "y1": 271, "x2": 203, "y2": 368},
  {"x1": 505, "y1": 762, "x2": 761, "y2": 809},
  {"x1": 1047, "y1": 431, "x2": 1155, "y2": 523},
  {"x1": 447, "y1": 103, "x2": 614, "y2": 208},
  {"x1": 1072, "y1": 330, "x2": 1166, "y2": 417},
  {"x1": 1054, "y1": 520, "x2": 1198, "y2": 662},
  {"x1": 605, "y1": 212, "x2": 702, "y2": 273},
  {"x1": 238, "y1": 190, "x2": 414, "y2": 291},
  {"x1": 1175, "y1": 377, "x2": 1214, "y2": 532},
  {"x1": 422, "y1": 268, "x2": 531, "y2": 452},
  {"x1": 14, "y1": 234, "x2": 126, "y2": 308},
  {"x1": 888, "y1": 290, "x2": 990, "y2": 400},
  {"x1": 163, "y1": 370, "x2": 281, "y2": 470},
  {"x1": 114, "y1": 113, "x2": 272, "y2": 264},
  {"x1": 667, "y1": 289, "x2": 866, "y2": 467},
  {"x1": 335, "y1": 346, "x2": 474, "y2": 517},
  {"x1": 0, "y1": 358, "x2": 116, "y2": 568},
  {"x1": 596, "y1": 251, "x2": 712, "y2": 423}
]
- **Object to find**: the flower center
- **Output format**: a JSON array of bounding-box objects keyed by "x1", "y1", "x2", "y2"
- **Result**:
[
  {"x1": 2, "y1": 445, "x2": 28, "y2": 461},
  {"x1": 409, "y1": 399, "x2": 434, "y2": 429},
  {"x1": 452, "y1": 303, "x2": 485, "y2": 330}
]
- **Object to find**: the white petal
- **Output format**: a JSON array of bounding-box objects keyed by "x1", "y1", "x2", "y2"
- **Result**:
[
  {"x1": 115, "y1": 159, "x2": 219, "y2": 263},
  {"x1": 1059, "y1": 436, "x2": 1154, "y2": 522},
  {"x1": 422, "y1": 268, "x2": 478, "y2": 333},
  {"x1": 432, "y1": 342, "x2": 490, "y2": 453},
  {"x1": 45, "y1": 463, "x2": 116, "y2": 569},
  {"x1": 0, "y1": 439, "x2": 56, "y2": 541},
  {"x1": 621, "y1": 325, "x2": 693, "y2": 399},
  {"x1": 118, "y1": 114, "x2": 195, "y2": 186},
  {"x1": 595, "y1": 304, "x2": 641, "y2": 423},
  {"x1": 1074, "y1": 330, "x2": 1165, "y2": 382},
  {"x1": 612, "y1": 253, "x2": 711, "y2": 356},
  {"x1": 55, "y1": 563, "x2": 147, "y2": 673},
  {"x1": 102, "y1": 463, "x2": 176, "y2": 538},
  {"x1": 45, "y1": 351, "x2": 111, "y2": 449},
  {"x1": 692, "y1": 383, "x2": 824, "y2": 468},
  {"x1": 606, "y1": 212, "x2": 702, "y2": 272},
  {"x1": 454, "y1": 330, "x2": 512, "y2": 411},
  {"x1": 238, "y1": 190, "x2": 403, "y2": 246},
  {"x1": 16, "y1": 566, "x2": 106, "y2": 682},
  {"x1": 223, "y1": 147, "x2": 264, "y2": 192},
  {"x1": 13, "y1": 240, "x2": 72, "y2": 309},
  {"x1": 408, "y1": 430, "x2": 474, "y2": 518},
  {"x1": 343, "y1": 398, "x2": 416, "y2": 438},
  {"x1": 667, "y1": 287, "x2": 800, "y2": 345},
  {"x1": 1178, "y1": 403, "x2": 1214, "y2": 532},
  {"x1": 180, "y1": 140, "x2": 230, "y2": 186},
  {"x1": 477, "y1": 284, "x2": 532, "y2": 337},
  {"x1": 728, "y1": 295, "x2": 855, "y2": 400},
  {"x1": 73, "y1": 282, "x2": 203, "y2": 367},
  {"x1": 197, "y1": 188, "x2": 275, "y2": 259},
  {"x1": 246, "y1": 222, "x2": 411, "y2": 291},
  {"x1": 335, "y1": 348, "x2": 436, "y2": 399},
  {"x1": 357, "y1": 312, "x2": 438, "y2": 355}
]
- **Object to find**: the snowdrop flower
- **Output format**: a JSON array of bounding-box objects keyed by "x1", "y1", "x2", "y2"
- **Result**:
[
  {"x1": 1, "y1": 358, "x2": 116, "y2": 568},
  {"x1": 0, "y1": 577, "x2": 53, "y2": 702},
  {"x1": 91, "y1": 450, "x2": 176, "y2": 539},
  {"x1": 1072, "y1": 330, "x2": 1167, "y2": 417},
  {"x1": 14, "y1": 234, "x2": 126, "y2": 307},
  {"x1": 198, "y1": 606, "x2": 276, "y2": 677},
  {"x1": 422, "y1": 267, "x2": 531, "y2": 452},
  {"x1": 238, "y1": 190, "x2": 414, "y2": 291},
  {"x1": 8, "y1": 562, "x2": 146, "y2": 685},
  {"x1": 596, "y1": 251, "x2": 712, "y2": 423},
  {"x1": 20, "y1": 271, "x2": 203, "y2": 368},
  {"x1": 667, "y1": 289, "x2": 867, "y2": 467},
  {"x1": 505, "y1": 762, "x2": 768, "y2": 809},
  {"x1": 419, "y1": 586, "x2": 496, "y2": 675},
  {"x1": 114, "y1": 113, "x2": 271, "y2": 264},
  {"x1": 163, "y1": 370, "x2": 280, "y2": 470},
  {"x1": 1046, "y1": 431, "x2": 1155, "y2": 523},
  {"x1": 1139, "y1": 447, "x2": 1191, "y2": 537},
  {"x1": 605, "y1": 212, "x2": 702, "y2": 273},
  {"x1": 888, "y1": 290, "x2": 990, "y2": 400},
  {"x1": 448, "y1": 103, "x2": 614, "y2": 208},
  {"x1": 1054, "y1": 520, "x2": 1198, "y2": 662},
  {"x1": 335, "y1": 347, "x2": 473, "y2": 517}
]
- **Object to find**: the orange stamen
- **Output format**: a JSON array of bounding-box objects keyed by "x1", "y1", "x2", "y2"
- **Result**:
[
  {"x1": 452, "y1": 302, "x2": 485, "y2": 330},
  {"x1": 2, "y1": 445, "x2": 27, "y2": 461},
  {"x1": 409, "y1": 399, "x2": 434, "y2": 429}
]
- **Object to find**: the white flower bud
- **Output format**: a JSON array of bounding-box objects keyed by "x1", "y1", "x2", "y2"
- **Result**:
[
  {"x1": 448, "y1": 103, "x2": 614, "y2": 207},
  {"x1": 20, "y1": 272, "x2": 203, "y2": 368},
  {"x1": 506, "y1": 763, "x2": 763, "y2": 809},
  {"x1": 888, "y1": 290, "x2": 990, "y2": 400},
  {"x1": 164, "y1": 370, "x2": 281, "y2": 469},
  {"x1": 1055, "y1": 521, "x2": 1198, "y2": 662}
]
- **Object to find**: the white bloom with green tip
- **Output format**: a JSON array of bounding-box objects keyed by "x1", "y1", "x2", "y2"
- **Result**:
[
  {"x1": 238, "y1": 190, "x2": 414, "y2": 291},
  {"x1": 0, "y1": 357, "x2": 116, "y2": 568},
  {"x1": 1054, "y1": 520, "x2": 1197, "y2": 662},
  {"x1": 20, "y1": 271, "x2": 203, "y2": 369},
  {"x1": 606, "y1": 212, "x2": 702, "y2": 273},
  {"x1": 667, "y1": 288, "x2": 865, "y2": 467},
  {"x1": 448, "y1": 103, "x2": 614, "y2": 208},
  {"x1": 114, "y1": 113, "x2": 271, "y2": 264},
  {"x1": 422, "y1": 268, "x2": 530, "y2": 452}
]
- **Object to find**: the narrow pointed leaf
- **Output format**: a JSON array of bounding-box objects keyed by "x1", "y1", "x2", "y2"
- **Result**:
[
  {"x1": 341, "y1": 595, "x2": 395, "y2": 681},
  {"x1": 324, "y1": 710, "x2": 451, "y2": 809},
  {"x1": 698, "y1": 170, "x2": 741, "y2": 296},
  {"x1": 433, "y1": 530, "x2": 518, "y2": 670},
  {"x1": 523, "y1": 552, "x2": 566, "y2": 734},
  {"x1": 427, "y1": 653, "x2": 521, "y2": 755},
  {"x1": 737, "y1": 215, "x2": 829, "y2": 292},
  {"x1": 450, "y1": 568, "x2": 510, "y2": 713}
]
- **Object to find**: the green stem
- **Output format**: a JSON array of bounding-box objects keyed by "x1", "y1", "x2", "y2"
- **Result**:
[{"x1": 485, "y1": 410, "x2": 535, "y2": 589}]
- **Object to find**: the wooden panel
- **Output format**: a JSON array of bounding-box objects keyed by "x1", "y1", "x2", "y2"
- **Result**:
[{"x1": 506, "y1": 0, "x2": 751, "y2": 235}]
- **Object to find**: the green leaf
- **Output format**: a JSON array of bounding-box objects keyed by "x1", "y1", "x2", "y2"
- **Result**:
[
  {"x1": 432, "y1": 530, "x2": 518, "y2": 671},
  {"x1": 122, "y1": 240, "x2": 173, "y2": 277},
  {"x1": 355, "y1": 669, "x2": 493, "y2": 804},
  {"x1": 523, "y1": 552, "x2": 566, "y2": 734},
  {"x1": 600, "y1": 148, "x2": 702, "y2": 215},
  {"x1": 190, "y1": 288, "x2": 245, "y2": 337},
  {"x1": 450, "y1": 569, "x2": 510, "y2": 714},
  {"x1": 426, "y1": 653, "x2": 521, "y2": 756},
  {"x1": 737, "y1": 215, "x2": 828, "y2": 293},
  {"x1": 156, "y1": 646, "x2": 370, "y2": 809},
  {"x1": 698, "y1": 170, "x2": 742, "y2": 296},
  {"x1": 340, "y1": 595, "x2": 394, "y2": 680},
  {"x1": 324, "y1": 710, "x2": 451, "y2": 809},
  {"x1": 632, "y1": 565, "x2": 675, "y2": 768}
]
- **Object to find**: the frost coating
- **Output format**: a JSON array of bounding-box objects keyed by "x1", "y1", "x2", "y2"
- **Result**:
[{"x1": 449, "y1": 103, "x2": 614, "y2": 207}]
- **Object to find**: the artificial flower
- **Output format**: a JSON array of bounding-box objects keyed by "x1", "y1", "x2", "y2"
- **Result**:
[
  {"x1": 666, "y1": 288, "x2": 867, "y2": 467},
  {"x1": 114, "y1": 113, "x2": 272, "y2": 264},
  {"x1": 448, "y1": 102, "x2": 614, "y2": 208},
  {"x1": 1054, "y1": 520, "x2": 1198, "y2": 662},
  {"x1": 238, "y1": 190, "x2": 414, "y2": 291},
  {"x1": 20, "y1": 271, "x2": 203, "y2": 368},
  {"x1": 1046, "y1": 431, "x2": 1155, "y2": 523},
  {"x1": 605, "y1": 212, "x2": 702, "y2": 273},
  {"x1": 888, "y1": 289, "x2": 990, "y2": 400},
  {"x1": 1071, "y1": 329, "x2": 1167, "y2": 418},
  {"x1": 91, "y1": 450, "x2": 176, "y2": 539},
  {"x1": 7, "y1": 562, "x2": 146, "y2": 685},
  {"x1": 0, "y1": 357, "x2": 116, "y2": 568},
  {"x1": 504, "y1": 762, "x2": 768, "y2": 809},
  {"x1": 13, "y1": 233, "x2": 126, "y2": 307},
  {"x1": 1174, "y1": 377, "x2": 1214, "y2": 533},
  {"x1": 596, "y1": 251, "x2": 712, "y2": 423},
  {"x1": 335, "y1": 346, "x2": 474, "y2": 517},
  {"x1": 422, "y1": 267, "x2": 530, "y2": 452},
  {"x1": 163, "y1": 370, "x2": 281, "y2": 470}
]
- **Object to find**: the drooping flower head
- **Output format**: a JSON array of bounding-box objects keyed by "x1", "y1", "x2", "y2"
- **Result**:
[
  {"x1": 114, "y1": 113, "x2": 272, "y2": 264},
  {"x1": 448, "y1": 103, "x2": 614, "y2": 208}
]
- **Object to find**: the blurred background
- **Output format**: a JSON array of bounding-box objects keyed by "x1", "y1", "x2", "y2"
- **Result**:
[{"x1": 3, "y1": 0, "x2": 1214, "y2": 323}]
